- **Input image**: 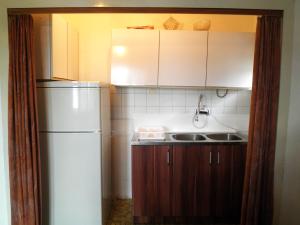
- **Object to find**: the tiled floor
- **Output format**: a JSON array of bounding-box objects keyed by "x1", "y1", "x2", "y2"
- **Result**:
[
  {"x1": 106, "y1": 199, "x2": 239, "y2": 225},
  {"x1": 107, "y1": 199, "x2": 132, "y2": 225}
]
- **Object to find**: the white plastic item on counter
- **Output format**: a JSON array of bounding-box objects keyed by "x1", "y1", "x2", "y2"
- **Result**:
[{"x1": 136, "y1": 126, "x2": 166, "y2": 141}]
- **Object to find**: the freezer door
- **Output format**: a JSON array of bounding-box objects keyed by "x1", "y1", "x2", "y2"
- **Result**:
[
  {"x1": 40, "y1": 133, "x2": 102, "y2": 225},
  {"x1": 37, "y1": 87, "x2": 101, "y2": 132}
]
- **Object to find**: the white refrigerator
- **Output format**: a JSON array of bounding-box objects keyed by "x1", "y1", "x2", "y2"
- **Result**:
[{"x1": 37, "y1": 81, "x2": 111, "y2": 225}]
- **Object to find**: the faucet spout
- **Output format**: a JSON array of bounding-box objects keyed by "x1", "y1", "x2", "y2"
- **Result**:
[{"x1": 197, "y1": 94, "x2": 210, "y2": 115}]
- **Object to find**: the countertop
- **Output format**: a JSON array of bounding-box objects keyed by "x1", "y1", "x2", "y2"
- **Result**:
[{"x1": 131, "y1": 132, "x2": 248, "y2": 146}]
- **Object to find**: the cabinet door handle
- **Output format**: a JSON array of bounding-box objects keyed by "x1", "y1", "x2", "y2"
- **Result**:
[
  {"x1": 209, "y1": 151, "x2": 212, "y2": 165},
  {"x1": 217, "y1": 152, "x2": 220, "y2": 165},
  {"x1": 167, "y1": 151, "x2": 170, "y2": 165}
]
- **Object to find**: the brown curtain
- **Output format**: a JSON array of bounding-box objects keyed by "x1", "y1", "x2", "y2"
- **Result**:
[
  {"x1": 8, "y1": 15, "x2": 42, "y2": 225},
  {"x1": 241, "y1": 16, "x2": 283, "y2": 225}
]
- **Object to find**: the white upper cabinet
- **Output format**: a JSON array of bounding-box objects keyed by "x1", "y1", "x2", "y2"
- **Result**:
[
  {"x1": 207, "y1": 32, "x2": 255, "y2": 88},
  {"x1": 111, "y1": 29, "x2": 159, "y2": 86},
  {"x1": 33, "y1": 14, "x2": 79, "y2": 81},
  {"x1": 158, "y1": 30, "x2": 208, "y2": 87},
  {"x1": 110, "y1": 29, "x2": 255, "y2": 88}
]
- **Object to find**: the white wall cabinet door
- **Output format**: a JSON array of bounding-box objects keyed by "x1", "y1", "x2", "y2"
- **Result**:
[
  {"x1": 158, "y1": 30, "x2": 208, "y2": 87},
  {"x1": 111, "y1": 29, "x2": 159, "y2": 86},
  {"x1": 33, "y1": 14, "x2": 79, "y2": 81},
  {"x1": 207, "y1": 32, "x2": 255, "y2": 88},
  {"x1": 68, "y1": 25, "x2": 79, "y2": 80},
  {"x1": 51, "y1": 14, "x2": 68, "y2": 80}
]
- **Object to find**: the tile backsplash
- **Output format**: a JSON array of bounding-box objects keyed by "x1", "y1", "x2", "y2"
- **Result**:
[
  {"x1": 110, "y1": 86, "x2": 252, "y2": 199},
  {"x1": 111, "y1": 87, "x2": 251, "y2": 119}
]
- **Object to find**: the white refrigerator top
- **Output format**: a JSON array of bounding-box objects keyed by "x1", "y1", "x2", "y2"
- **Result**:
[
  {"x1": 37, "y1": 82, "x2": 102, "y2": 132},
  {"x1": 37, "y1": 81, "x2": 110, "y2": 88}
]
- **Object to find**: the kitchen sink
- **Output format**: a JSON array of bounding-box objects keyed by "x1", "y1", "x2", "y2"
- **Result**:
[
  {"x1": 171, "y1": 133, "x2": 206, "y2": 141},
  {"x1": 206, "y1": 133, "x2": 242, "y2": 141},
  {"x1": 133, "y1": 132, "x2": 247, "y2": 144}
]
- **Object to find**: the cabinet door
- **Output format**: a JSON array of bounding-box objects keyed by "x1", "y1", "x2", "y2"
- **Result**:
[
  {"x1": 207, "y1": 32, "x2": 255, "y2": 88},
  {"x1": 51, "y1": 14, "x2": 68, "y2": 80},
  {"x1": 213, "y1": 144, "x2": 247, "y2": 223},
  {"x1": 155, "y1": 145, "x2": 172, "y2": 217},
  {"x1": 132, "y1": 146, "x2": 156, "y2": 218},
  {"x1": 111, "y1": 29, "x2": 159, "y2": 86},
  {"x1": 229, "y1": 144, "x2": 247, "y2": 222},
  {"x1": 172, "y1": 144, "x2": 212, "y2": 218},
  {"x1": 68, "y1": 25, "x2": 79, "y2": 80},
  {"x1": 159, "y1": 31, "x2": 208, "y2": 87},
  {"x1": 132, "y1": 145, "x2": 172, "y2": 223}
]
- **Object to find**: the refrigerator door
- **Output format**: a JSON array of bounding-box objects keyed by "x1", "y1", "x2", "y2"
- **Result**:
[
  {"x1": 37, "y1": 85, "x2": 101, "y2": 132},
  {"x1": 40, "y1": 132, "x2": 102, "y2": 225}
]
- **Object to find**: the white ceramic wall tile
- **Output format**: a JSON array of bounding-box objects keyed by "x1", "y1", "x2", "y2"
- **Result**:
[
  {"x1": 147, "y1": 93, "x2": 159, "y2": 107},
  {"x1": 122, "y1": 93, "x2": 134, "y2": 106},
  {"x1": 134, "y1": 106, "x2": 147, "y2": 113},
  {"x1": 186, "y1": 93, "x2": 199, "y2": 107},
  {"x1": 159, "y1": 88, "x2": 173, "y2": 95},
  {"x1": 186, "y1": 89, "x2": 201, "y2": 95},
  {"x1": 159, "y1": 106, "x2": 173, "y2": 113},
  {"x1": 147, "y1": 106, "x2": 159, "y2": 113},
  {"x1": 211, "y1": 94, "x2": 225, "y2": 107},
  {"x1": 159, "y1": 93, "x2": 173, "y2": 107},
  {"x1": 173, "y1": 93, "x2": 186, "y2": 107},
  {"x1": 224, "y1": 91, "x2": 238, "y2": 107},
  {"x1": 134, "y1": 88, "x2": 147, "y2": 94},
  {"x1": 134, "y1": 93, "x2": 147, "y2": 107},
  {"x1": 173, "y1": 88, "x2": 186, "y2": 95},
  {"x1": 173, "y1": 107, "x2": 186, "y2": 113},
  {"x1": 211, "y1": 106, "x2": 224, "y2": 115},
  {"x1": 223, "y1": 106, "x2": 238, "y2": 114},
  {"x1": 185, "y1": 107, "x2": 195, "y2": 113},
  {"x1": 147, "y1": 88, "x2": 159, "y2": 95}
]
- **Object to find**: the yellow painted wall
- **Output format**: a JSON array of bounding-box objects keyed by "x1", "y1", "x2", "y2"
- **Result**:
[{"x1": 61, "y1": 13, "x2": 257, "y2": 82}]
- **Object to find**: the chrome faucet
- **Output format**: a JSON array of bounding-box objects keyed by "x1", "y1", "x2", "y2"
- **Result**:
[{"x1": 195, "y1": 94, "x2": 210, "y2": 118}]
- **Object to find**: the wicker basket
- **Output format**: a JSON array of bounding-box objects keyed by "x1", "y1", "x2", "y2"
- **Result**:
[{"x1": 163, "y1": 17, "x2": 180, "y2": 30}]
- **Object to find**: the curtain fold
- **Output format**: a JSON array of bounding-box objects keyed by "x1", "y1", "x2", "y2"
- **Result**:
[
  {"x1": 241, "y1": 15, "x2": 283, "y2": 225},
  {"x1": 8, "y1": 15, "x2": 42, "y2": 225}
]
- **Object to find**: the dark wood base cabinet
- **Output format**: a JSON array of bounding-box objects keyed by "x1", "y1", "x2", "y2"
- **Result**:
[{"x1": 132, "y1": 143, "x2": 247, "y2": 224}]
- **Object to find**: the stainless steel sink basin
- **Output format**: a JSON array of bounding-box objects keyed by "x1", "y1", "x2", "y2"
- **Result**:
[
  {"x1": 206, "y1": 133, "x2": 242, "y2": 141},
  {"x1": 171, "y1": 133, "x2": 206, "y2": 141},
  {"x1": 132, "y1": 132, "x2": 247, "y2": 144}
]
